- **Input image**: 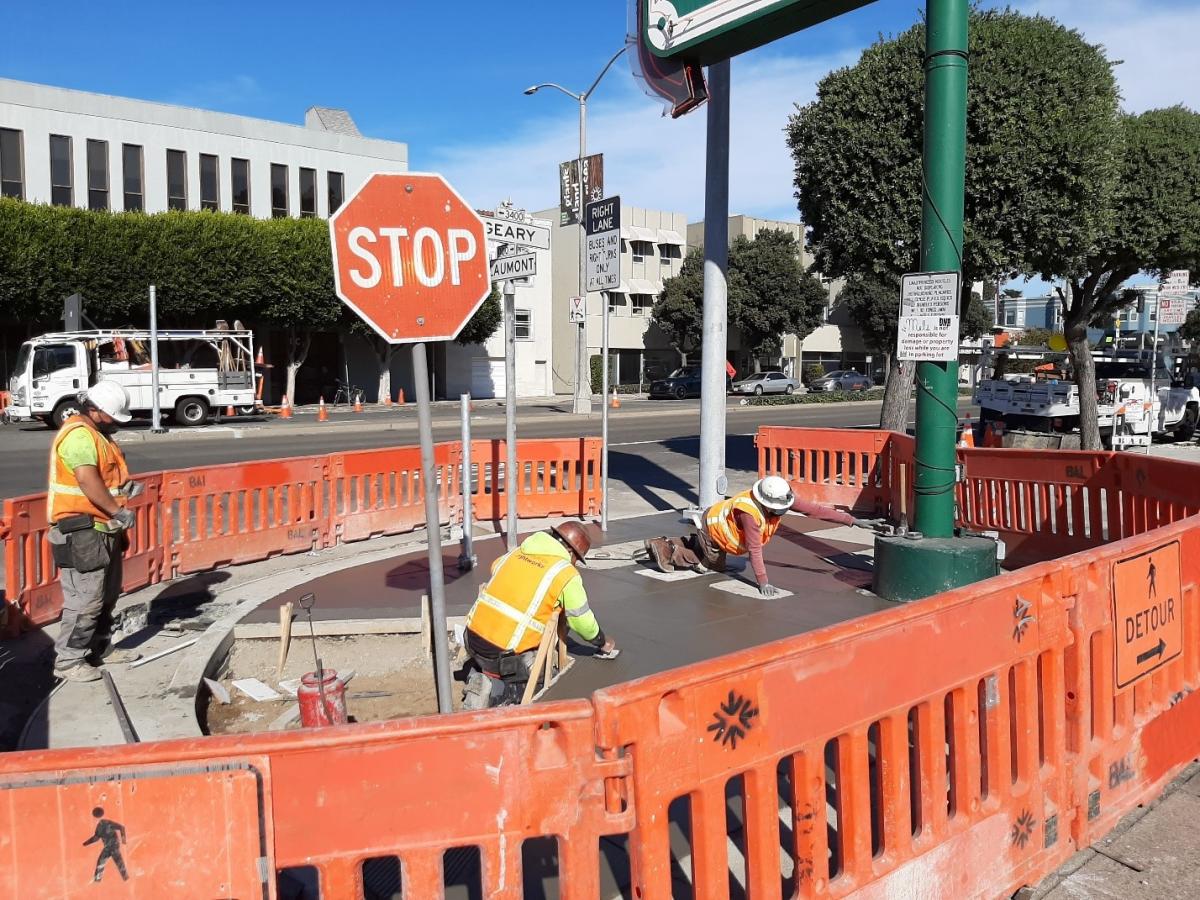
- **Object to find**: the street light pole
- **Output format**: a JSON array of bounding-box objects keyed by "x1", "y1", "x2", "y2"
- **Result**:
[{"x1": 525, "y1": 46, "x2": 627, "y2": 417}]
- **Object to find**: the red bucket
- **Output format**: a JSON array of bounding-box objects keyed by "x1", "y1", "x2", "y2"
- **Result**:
[{"x1": 297, "y1": 669, "x2": 348, "y2": 727}]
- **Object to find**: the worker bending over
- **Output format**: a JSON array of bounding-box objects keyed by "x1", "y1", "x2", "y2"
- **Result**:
[
  {"x1": 462, "y1": 522, "x2": 617, "y2": 709},
  {"x1": 645, "y1": 475, "x2": 878, "y2": 597}
]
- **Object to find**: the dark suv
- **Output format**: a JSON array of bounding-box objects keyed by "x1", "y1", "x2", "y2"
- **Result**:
[{"x1": 649, "y1": 366, "x2": 703, "y2": 399}]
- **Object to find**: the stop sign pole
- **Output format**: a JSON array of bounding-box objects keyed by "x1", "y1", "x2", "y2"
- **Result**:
[{"x1": 330, "y1": 173, "x2": 491, "y2": 713}]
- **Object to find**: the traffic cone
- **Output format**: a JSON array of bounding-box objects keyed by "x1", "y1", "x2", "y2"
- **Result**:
[
  {"x1": 256, "y1": 347, "x2": 265, "y2": 367},
  {"x1": 317, "y1": 397, "x2": 329, "y2": 422},
  {"x1": 225, "y1": 404, "x2": 236, "y2": 418},
  {"x1": 279, "y1": 396, "x2": 293, "y2": 419},
  {"x1": 353, "y1": 395, "x2": 363, "y2": 414},
  {"x1": 958, "y1": 424, "x2": 975, "y2": 448},
  {"x1": 611, "y1": 388, "x2": 620, "y2": 409},
  {"x1": 397, "y1": 388, "x2": 405, "y2": 405},
  {"x1": 382, "y1": 390, "x2": 393, "y2": 406}
]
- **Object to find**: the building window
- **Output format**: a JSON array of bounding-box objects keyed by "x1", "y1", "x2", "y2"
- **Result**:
[
  {"x1": 1004, "y1": 308, "x2": 1018, "y2": 327},
  {"x1": 166, "y1": 149, "x2": 187, "y2": 210},
  {"x1": 270, "y1": 163, "x2": 288, "y2": 217},
  {"x1": 199, "y1": 153, "x2": 219, "y2": 211},
  {"x1": 49, "y1": 134, "x2": 73, "y2": 206},
  {"x1": 631, "y1": 240, "x2": 652, "y2": 263},
  {"x1": 327, "y1": 171, "x2": 344, "y2": 213},
  {"x1": 0, "y1": 128, "x2": 24, "y2": 199},
  {"x1": 514, "y1": 309, "x2": 533, "y2": 340},
  {"x1": 631, "y1": 294, "x2": 653, "y2": 316},
  {"x1": 608, "y1": 293, "x2": 627, "y2": 315},
  {"x1": 299, "y1": 167, "x2": 316, "y2": 218},
  {"x1": 122, "y1": 144, "x2": 143, "y2": 211},
  {"x1": 231, "y1": 158, "x2": 250, "y2": 214},
  {"x1": 658, "y1": 243, "x2": 681, "y2": 260},
  {"x1": 85, "y1": 140, "x2": 109, "y2": 211}
]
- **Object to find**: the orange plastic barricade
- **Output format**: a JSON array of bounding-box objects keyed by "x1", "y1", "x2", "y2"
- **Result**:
[
  {"x1": 0, "y1": 701, "x2": 634, "y2": 899},
  {"x1": 331, "y1": 444, "x2": 461, "y2": 543},
  {"x1": 472, "y1": 438, "x2": 601, "y2": 523},
  {"x1": 162, "y1": 455, "x2": 332, "y2": 577}
]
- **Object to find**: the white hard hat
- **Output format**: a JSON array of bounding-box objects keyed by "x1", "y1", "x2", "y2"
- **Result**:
[
  {"x1": 83, "y1": 380, "x2": 132, "y2": 423},
  {"x1": 752, "y1": 475, "x2": 794, "y2": 513}
]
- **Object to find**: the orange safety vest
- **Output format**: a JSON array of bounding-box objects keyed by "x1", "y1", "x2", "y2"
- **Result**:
[
  {"x1": 465, "y1": 549, "x2": 581, "y2": 654},
  {"x1": 47, "y1": 416, "x2": 130, "y2": 523},
  {"x1": 704, "y1": 490, "x2": 782, "y2": 555}
]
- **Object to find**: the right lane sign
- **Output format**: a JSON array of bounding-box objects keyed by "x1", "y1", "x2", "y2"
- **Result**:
[
  {"x1": 1112, "y1": 540, "x2": 1183, "y2": 690},
  {"x1": 585, "y1": 196, "x2": 621, "y2": 293}
]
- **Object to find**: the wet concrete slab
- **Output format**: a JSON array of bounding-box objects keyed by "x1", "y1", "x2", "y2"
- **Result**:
[{"x1": 238, "y1": 511, "x2": 892, "y2": 702}]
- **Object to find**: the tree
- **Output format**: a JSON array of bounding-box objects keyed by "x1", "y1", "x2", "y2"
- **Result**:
[
  {"x1": 787, "y1": 9, "x2": 1123, "y2": 431},
  {"x1": 1181, "y1": 308, "x2": 1200, "y2": 346},
  {"x1": 841, "y1": 273, "x2": 901, "y2": 374},
  {"x1": 455, "y1": 288, "x2": 503, "y2": 347},
  {"x1": 1015, "y1": 327, "x2": 1058, "y2": 347},
  {"x1": 651, "y1": 247, "x2": 706, "y2": 362},
  {"x1": 728, "y1": 229, "x2": 827, "y2": 369},
  {"x1": 1050, "y1": 108, "x2": 1200, "y2": 447}
]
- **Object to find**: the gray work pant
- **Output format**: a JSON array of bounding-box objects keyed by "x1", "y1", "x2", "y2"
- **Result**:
[
  {"x1": 461, "y1": 649, "x2": 537, "y2": 710},
  {"x1": 50, "y1": 529, "x2": 124, "y2": 670}
]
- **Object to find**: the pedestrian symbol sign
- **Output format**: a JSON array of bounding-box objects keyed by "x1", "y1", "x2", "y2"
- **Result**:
[{"x1": 1112, "y1": 541, "x2": 1182, "y2": 690}]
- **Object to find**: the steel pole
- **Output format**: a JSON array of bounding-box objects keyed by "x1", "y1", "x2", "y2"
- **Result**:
[
  {"x1": 912, "y1": 0, "x2": 968, "y2": 538},
  {"x1": 698, "y1": 60, "x2": 730, "y2": 509},
  {"x1": 504, "y1": 281, "x2": 519, "y2": 547},
  {"x1": 148, "y1": 285, "x2": 165, "y2": 434},
  {"x1": 1147, "y1": 301, "x2": 1161, "y2": 455},
  {"x1": 573, "y1": 98, "x2": 592, "y2": 415},
  {"x1": 458, "y1": 392, "x2": 476, "y2": 570},
  {"x1": 601, "y1": 290, "x2": 610, "y2": 530},
  {"x1": 411, "y1": 342, "x2": 454, "y2": 713}
]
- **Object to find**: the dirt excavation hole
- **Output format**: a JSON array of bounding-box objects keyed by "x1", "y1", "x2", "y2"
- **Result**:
[{"x1": 203, "y1": 633, "x2": 467, "y2": 735}]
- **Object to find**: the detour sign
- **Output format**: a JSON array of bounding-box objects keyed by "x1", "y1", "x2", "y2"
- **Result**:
[{"x1": 1112, "y1": 540, "x2": 1183, "y2": 690}]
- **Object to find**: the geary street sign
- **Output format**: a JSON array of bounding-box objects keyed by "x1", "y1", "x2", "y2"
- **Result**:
[
  {"x1": 329, "y1": 173, "x2": 490, "y2": 344},
  {"x1": 481, "y1": 215, "x2": 551, "y2": 251},
  {"x1": 585, "y1": 196, "x2": 622, "y2": 293},
  {"x1": 641, "y1": 0, "x2": 876, "y2": 66}
]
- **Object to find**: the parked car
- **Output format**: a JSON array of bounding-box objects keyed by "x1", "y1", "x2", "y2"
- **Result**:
[
  {"x1": 732, "y1": 372, "x2": 804, "y2": 396},
  {"x1": 649, "y1": 366, "x2": 703, "y2": 399},
  {"x1": 811, "y1": 369, "x2": 871, "y2": 392}
]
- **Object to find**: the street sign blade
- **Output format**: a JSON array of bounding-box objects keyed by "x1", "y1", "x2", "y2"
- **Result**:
[
  {"x1": 481, "y1": 216, "x2": 551, "y2": 251},
  {"x1": 490, "y1": 252, "x2": 538, "y2": 282}
]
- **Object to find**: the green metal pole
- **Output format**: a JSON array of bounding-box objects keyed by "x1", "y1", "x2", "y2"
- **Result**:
[{"x1": 913, "y1": 0, "x2": 968, "y2": 538}]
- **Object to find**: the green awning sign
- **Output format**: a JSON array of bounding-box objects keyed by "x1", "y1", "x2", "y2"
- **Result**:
[{"x1": 642, "y1": 0, "x2": 876, "y2": 65}]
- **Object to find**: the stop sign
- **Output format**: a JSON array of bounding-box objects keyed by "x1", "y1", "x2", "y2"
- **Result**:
[{"x1": 330, "y1": 173, "x2": 490, "y2": 343}]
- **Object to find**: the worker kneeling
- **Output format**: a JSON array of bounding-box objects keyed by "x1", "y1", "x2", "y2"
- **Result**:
[
  {"x1": 646, "y1": 476, "x2": 876, "y2": 597},
  {"x1": 461, "y1": 522, "x2": 617, "y2": 709}
]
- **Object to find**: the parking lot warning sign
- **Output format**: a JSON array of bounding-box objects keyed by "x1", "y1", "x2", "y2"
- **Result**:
[{"x1": 1112, "y1": 541, "x2": 1183, "y2": 690}]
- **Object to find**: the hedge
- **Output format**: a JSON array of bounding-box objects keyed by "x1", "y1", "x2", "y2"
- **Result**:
[{"x1": 746, "y1": 386, "x2": 974, "y2": 406}]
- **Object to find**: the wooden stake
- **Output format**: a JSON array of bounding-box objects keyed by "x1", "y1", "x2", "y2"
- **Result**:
[{"x1": 276, "y1": 601, "x2": 294, "y2": 677}]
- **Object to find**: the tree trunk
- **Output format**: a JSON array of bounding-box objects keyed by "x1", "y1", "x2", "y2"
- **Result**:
[
  {"x1": 375, "y1": 340, "x2": 396, "y2": 404},
  {"x1": 285, "y1": 330, "x2": 311, "y2": 406},
  {"x1": 1066, "y1": 320, "x2": 1101, "y2": 450},
  {"x1": 879, "y1": 357, "x2": 915, "y2": 431}
]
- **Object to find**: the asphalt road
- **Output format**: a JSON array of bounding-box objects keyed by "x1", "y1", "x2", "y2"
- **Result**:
[{"x1": 0, "y1": 396, "x2": 975, "y2": 499}]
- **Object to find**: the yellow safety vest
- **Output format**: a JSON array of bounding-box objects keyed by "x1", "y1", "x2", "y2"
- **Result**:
[
  {"x1": 466, "y1": 549, "x2": 581, "y2": 654},
  {"x1": 704, "y1": 490, "x2": 781, "y2": 555},
  {"x1": 47, "y1": 417, "x2": 129, "y2": 524}
]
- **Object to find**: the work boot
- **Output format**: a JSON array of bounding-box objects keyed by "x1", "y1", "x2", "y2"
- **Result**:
[
  {"x1": 645, "y1": 538, "x2": 674, "y2": 573},
  {"x1": 90, "y1": 646, "x2": 143, "y2": 666},
  {"x1": 55, "y1": 662, "x2": 102, "y2": 683}
]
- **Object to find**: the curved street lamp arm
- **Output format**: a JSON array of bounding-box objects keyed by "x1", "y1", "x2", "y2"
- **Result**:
[{"x1": 583, "y1": 45, "x2": 629, "y2": 102}]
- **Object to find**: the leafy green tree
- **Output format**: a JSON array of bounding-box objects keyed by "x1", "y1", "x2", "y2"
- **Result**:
[
  {"x1": 1181, "y1": 308, "x2": 1200, "y2": 345},
  {"x1": 1051, "y1": 108, "x2": 1200, "y2": 447},
  {"x1": 651, "y1": 247, "x2": 706, "y2": 362},
  {"x1": 728, "y1": 229, "x2": 827, "y2": 369},
  {"x1": 787, "y1": 9, "x2": 1122, "y2": 430},
  {"x1": 841, "y1": 273, "x2": 901, "y2": 372}
]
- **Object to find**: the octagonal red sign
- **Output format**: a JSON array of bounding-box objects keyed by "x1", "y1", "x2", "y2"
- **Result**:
[{"x1": 329, "y1": 172, "x2": 489, "y2": 344}]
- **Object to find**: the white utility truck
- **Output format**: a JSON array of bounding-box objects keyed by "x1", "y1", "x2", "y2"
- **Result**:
[
  {"x1": 975, "y1": 350, "x2": 1199, "y2": 448},
  {"x1": 6, "y1": 328, "x2": 257, "y2": 427}
]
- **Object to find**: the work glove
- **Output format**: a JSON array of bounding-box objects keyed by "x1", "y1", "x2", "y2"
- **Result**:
[
  {"x1": 118, "y1": 480, "x2": 144, "y2": 500},
  {"x1": 853, "y1": 517, "x2": 888, "y2": 530},
  {"x1": 109, "y1": 508, "x2": 136, "y2": 532},
  {"x1": 758, "y1": 583, "x2": 780, "y2": 598}
]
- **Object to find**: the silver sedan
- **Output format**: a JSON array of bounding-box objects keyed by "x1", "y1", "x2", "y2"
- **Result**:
[
  {"x1": 811, "y1": 370, "x2": 872, "y2": 392},
  {"x1": 732, "y1": 372, "x2": 804, "y2": 395}
]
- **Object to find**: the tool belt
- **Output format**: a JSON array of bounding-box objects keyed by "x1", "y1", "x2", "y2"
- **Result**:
[
  {"x1": 476, "y1": 652, "x2": 530, "y2": 681},
  {"x1": 50, "y1": 515, "x2": 114, "y2": 573}
]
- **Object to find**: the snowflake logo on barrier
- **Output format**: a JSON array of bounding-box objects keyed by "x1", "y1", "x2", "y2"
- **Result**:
[
  {"x1": 1011, "y1": 810, "x2": 1037, "y2": 849},
  {"x1": 1012, "y1": 596, "x2": 1035, "y2": 643},
  {"x1": 707, "y1": 690, "x2": 759, "y2": 749}
]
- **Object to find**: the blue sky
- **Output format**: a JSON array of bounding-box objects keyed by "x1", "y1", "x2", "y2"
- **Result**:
[{"x1": 3, "y1": 0, "x2": 1198, "y2": 288}]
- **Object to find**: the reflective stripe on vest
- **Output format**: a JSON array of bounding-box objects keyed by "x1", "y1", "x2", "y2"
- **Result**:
[
  {"x1": 704, "y1": 490, "x2": 781, "y2": 555},
  {"x1": 47, "y1": 417, "x2": 129, "y2": 523},
  {"x1": 465, "y1": 552, "x2": 578, "y2": 654}
]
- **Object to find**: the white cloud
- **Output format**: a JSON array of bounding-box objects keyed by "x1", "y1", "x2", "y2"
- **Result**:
[
  {"x1": 426, "y1": 50, "x2": 856, "y2": 222},
  {"x1": 1017, "y1": 0, "x2": 1200, "y2": 113}
]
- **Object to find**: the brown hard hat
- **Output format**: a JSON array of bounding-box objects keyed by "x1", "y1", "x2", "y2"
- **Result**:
[{"x1": 551, "y1": 521, "x2": 594, "y2": 563}]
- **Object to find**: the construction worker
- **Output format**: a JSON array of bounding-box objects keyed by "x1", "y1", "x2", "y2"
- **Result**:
[
  {"x1": 47, "y1": 382, "x2": 142, "y2": 682},
  {"x1": 461, "y1": 522, "x2": 617, "y2": 709},
  {"x1": 645, "y1": 475, "x2": 881, "y2": 597}
]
